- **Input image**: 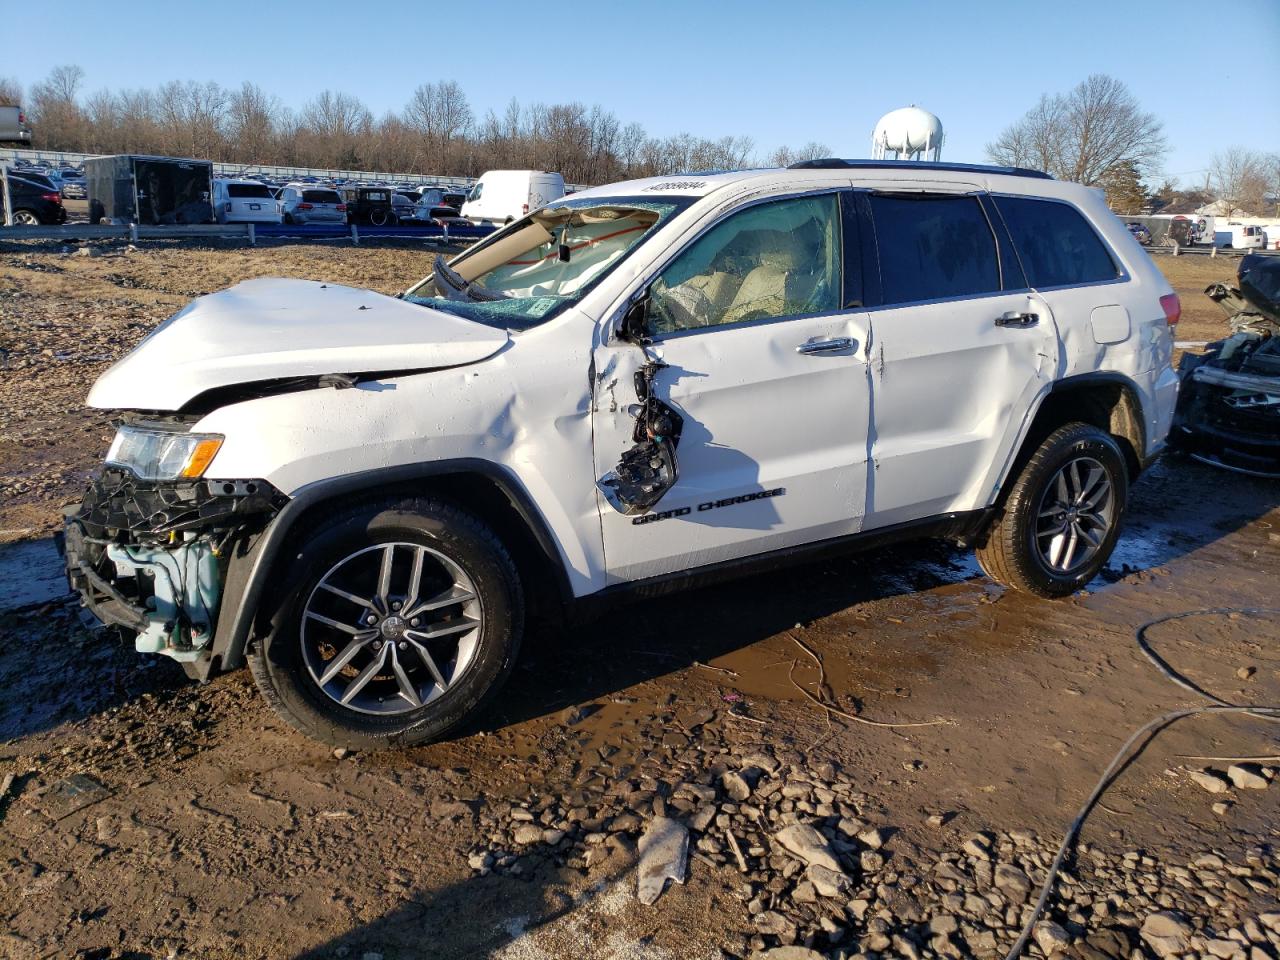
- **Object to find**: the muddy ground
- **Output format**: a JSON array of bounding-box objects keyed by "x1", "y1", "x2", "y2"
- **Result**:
[{"x1": 0, "y1": 241, "x2": 1277, "y2": 960}]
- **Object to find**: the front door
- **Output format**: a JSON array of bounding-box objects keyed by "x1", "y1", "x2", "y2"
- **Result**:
[{"x1": 591, "y1": 191, "x2": 873, "y2": 584}]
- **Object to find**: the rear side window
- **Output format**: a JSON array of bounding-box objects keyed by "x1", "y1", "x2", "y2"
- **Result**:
[
  {"x1": 868, "y1": 194, "x2": 1001, "y2": 304},
  {"x1": 995, "y1": 196, "x2": 1120, "y2": 288},
  {"x1": 303, "y1": 190, "x2": 341, "y2": 203},
  {"x1": 227, "y1": 183, "x2": 272, "y2": 199}
]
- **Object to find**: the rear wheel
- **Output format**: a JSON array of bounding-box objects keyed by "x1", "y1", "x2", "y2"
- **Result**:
[
  {"x1": 976, "y1": 423, "x2": 1128, "y2": 597},
  {"x1": 11, "y1": 209, "x2": 40, "y2": 225},
  {"x1": 283, "y1": 212, "x2": 295, "y2": 224},
  {"x1": 248, "y1": 497, "x2": 523, "y2": 749}
]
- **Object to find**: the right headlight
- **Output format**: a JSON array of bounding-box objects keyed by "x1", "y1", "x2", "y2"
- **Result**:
[{"x1": 105, "y1": 426, "x2": 224, "y2": 481}]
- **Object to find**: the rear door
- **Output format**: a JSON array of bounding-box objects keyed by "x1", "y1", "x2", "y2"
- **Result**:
[
  {"x1": 592, "y1": 190, "x2": 874, "y2": 583},
  {"x1": 859, "y1": 189, "x2": 1058, "y2": 528}
]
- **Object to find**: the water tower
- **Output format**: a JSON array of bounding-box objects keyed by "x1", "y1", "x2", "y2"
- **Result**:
[{"x1": 871, "y1": 106, "x2": 944, "y2": 162}]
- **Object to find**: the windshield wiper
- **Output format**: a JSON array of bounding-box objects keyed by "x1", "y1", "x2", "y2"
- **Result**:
[{"x1": 433, "y1": 255, "x2": 509, "y2": 303}]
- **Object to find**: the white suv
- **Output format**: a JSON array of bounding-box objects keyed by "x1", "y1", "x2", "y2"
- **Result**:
[{"x1": 63, "y1": 161, "x2": 1182, "y2": 749}]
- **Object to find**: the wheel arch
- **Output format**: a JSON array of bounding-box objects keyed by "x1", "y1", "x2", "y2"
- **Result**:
[
  {"x1": 1013, "y1": 373, "x2": 1147, "y2": 488},
  {"x1": 206, "y1": 460, "x2": 573, "y2": 679}
]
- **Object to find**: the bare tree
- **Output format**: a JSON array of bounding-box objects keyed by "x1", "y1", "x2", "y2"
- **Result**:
[
  {"x1": 767, "y1": 141, "x2": 831, "y2": 167},
  {"x1": 1210, "y1": 147, "x2": 1271, "y2": 216},
  {"x1": 405, "y1": 81, "x2": 473, "y2": 173},
  {"x1": 0, "y1": 77, "x2": 22, "y2": 107},
  {"x1": 226, "y1": 82, "x2": 280, "y2": 164},
  {"x1": 987, "y1": 75, "x2": 1165, "y2": 186},
  {"x1": 29, "y1": 65, "x2": 87, "y2": 149}
]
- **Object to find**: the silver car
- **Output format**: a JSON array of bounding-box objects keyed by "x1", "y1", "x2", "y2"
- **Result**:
[{"x1": 278, "y1": 184, "x2": 346, "y2": 224}]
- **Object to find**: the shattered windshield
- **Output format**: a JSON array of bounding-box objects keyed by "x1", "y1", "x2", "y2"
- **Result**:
[{"x1": 404, "y1": 197, "x2": 687, "y2": 330}]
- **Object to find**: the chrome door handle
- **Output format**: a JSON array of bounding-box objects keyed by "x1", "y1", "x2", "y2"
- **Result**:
[
  {"x1": 995, "y1": 311, "x2": 1039, "y2": 328},
  {"x1": 796, "y1": 337, "x2": 856, "y2": 355}
]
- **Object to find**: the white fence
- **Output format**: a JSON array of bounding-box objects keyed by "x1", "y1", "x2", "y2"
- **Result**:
[{"x1": 0, "y1": 147, "x2": 476, "y2": 189}]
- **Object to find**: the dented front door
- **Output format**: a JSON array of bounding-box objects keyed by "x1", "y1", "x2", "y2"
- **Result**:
[{"x1": 591, "y1": 315, "x2": 872, "y2": 583}]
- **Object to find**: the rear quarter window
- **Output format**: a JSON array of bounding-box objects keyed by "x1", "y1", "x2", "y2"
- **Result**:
[
  {"x1": 868, "y1": 193, "x2": 1002, "y2": 304},
  {"x1": 995, "y1": 196, "x2": 1121, "y2": 288}
]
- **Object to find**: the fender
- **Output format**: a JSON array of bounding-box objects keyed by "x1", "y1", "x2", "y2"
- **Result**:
[
  {"x1": 992, "y1": 371, "x2": 1151, "y2": 506},
  {"x1": 199, "y1": 459, "x2": 573, "y2": 680}
]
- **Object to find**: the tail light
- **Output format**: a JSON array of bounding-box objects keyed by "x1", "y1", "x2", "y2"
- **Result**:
[
  {"x1": 41, "y1": 192, "x2": 61, "y2": 204},
  {"x1": 18, "y1": 111, "x2": 25, "y2": 124},
  {"x1": 522, "y1": 203, "x2": 529, "y2": 215},
  {"x1": 1159, "y1": 293, "x2": 1181, "y2": 328},
  {"x1": 336, "y1": 204, "x2": 346, "y2": 212},
  {"x1": 297, "y1": 202, "x2": 313, "y2": 210}
]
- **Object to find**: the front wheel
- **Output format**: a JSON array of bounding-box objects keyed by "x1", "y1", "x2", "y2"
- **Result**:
[
  {"x1": 249, "y1": 497, "x2": 524, "y2": 749},
  {"x1": 975, "y1": 423, "x2": 1128, "y2": 597}
]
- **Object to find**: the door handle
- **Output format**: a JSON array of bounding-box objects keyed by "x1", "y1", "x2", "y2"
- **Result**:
[
  {"x1": 995, "y1": 311, "x2": 1039, "y2": 328},
  {"x1": 796, "y1": 337, "x2": 856, "y2": 355}
]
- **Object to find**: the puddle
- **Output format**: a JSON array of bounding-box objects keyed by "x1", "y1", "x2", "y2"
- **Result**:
[{"x1": 0, "y1": 538, "x2": 69, "y2": 612}]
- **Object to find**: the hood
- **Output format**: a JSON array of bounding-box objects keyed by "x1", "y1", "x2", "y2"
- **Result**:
[{"x1": 87, "y1": 278, "x2": 509, "y2": 410}]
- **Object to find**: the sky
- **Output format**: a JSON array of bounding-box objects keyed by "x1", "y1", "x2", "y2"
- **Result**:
[{"x1": 4, "y1": 0, "x2": 1278, "y2": 184}]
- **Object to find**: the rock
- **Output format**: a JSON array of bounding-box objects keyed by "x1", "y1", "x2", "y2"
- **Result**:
[
  {"x1": 963, "y1": 834, "x2": 992, "y2": 859},
  {"x1": 332, "y1": 748, "x2": 348, "y2": 760},
  {"x1": 994, "y1": 863, "x2": 1033, "y2": 902},
  {"x1": 1189, "y1": 769, "x2": 1231, "y2": 794},
  {"x1": 637, "y1": 816, "x2": 689, "y2": 905},
  {"x1": 930, "y1": 914, "x2": 960, "y2": 936},
  {"x1": 791, "y1": 880, "x2": 816, "y2": 904},
  {"x1": 1213, "y1": 801, "x2": 1234, "y2": 816},
  {"x1": 860, "y1": 850, "x2": 884, "y2": 872},
  {"x1": 1034, "y1": 921, "x2": 1071, "y2": 955},
  {"x1": 513, "y1": 824, "x2": 543, "y2": 845},
  {"x1": 753, "y1": 911, "x2": 797, "y2": 939},
  {"x1": 1141, "y1": 911, "x2": 1192, "y2": 958},
  {"x1": 773, "y1": 824, "x2": 841, "y2": 872},
  {"x1": 542, "y1": 829, "x2": 566, "y2": 845},
  {"x1": 722, "y1": 771, "x2": 752, "y2": 801},
  {"x1": 807, "y1": 863, "x2": 852, "y2": 898},
  {"x1": 1226, "y1": 764, "x2": 1268, "y2": 790},
  {"x1": 857, "y1": 827, "x2": 888, "y2": 849},
  {"x1": 750, "y1": 947, "x2": 823, "y2": 960},
  {"x1": 1236, "y1": 666, "x2": 1256, "y2": 680},
  {"x1": 1206, "y1": 939, "x2": 1245, "y2": 960}
]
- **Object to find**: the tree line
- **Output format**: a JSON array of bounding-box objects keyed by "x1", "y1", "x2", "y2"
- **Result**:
[
  {"x1": 985, "y1": 73, "x2": 1278, "y2": 216},
  {"x1": 0, "y1": 66, "x2": 828, "y2": 183}
]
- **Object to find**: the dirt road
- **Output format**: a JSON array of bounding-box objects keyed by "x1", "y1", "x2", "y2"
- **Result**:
[{"x1": 1, "y1": 241, "x2": 1277, "y2": 960}]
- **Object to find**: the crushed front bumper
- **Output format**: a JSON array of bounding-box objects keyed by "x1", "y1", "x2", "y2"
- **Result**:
[
  {"x1": 63, "y1": 468, "x2": 286, "y2": 676},
  {"x1": 1172, "y1": 365, "x2": 1280, "y2": 478}
]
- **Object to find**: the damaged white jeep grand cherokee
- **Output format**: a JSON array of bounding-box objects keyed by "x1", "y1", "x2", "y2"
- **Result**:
[{"x1": 64, "y1": 160, "x2": 1182, "y2": 749}]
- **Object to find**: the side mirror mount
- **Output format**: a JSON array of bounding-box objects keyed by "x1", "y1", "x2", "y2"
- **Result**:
[{"x1": 618, "y1": 293, "x2": 650, "y2": 343}]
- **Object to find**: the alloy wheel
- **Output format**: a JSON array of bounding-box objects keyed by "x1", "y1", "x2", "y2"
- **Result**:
[
  {"x1": 1034, "y1": 456, "x2": 1115, "y2": 574},
  {"x1": 300, "y1": 542, "x2": 482, "y2": 715}
]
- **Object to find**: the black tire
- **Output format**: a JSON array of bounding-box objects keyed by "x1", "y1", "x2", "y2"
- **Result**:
[
  {"x1": 283, "y1": 212, "x2": 295, "y2": 224},
  {"x1": 975, "y1": 423, "x2": 1128, "y2": 598},
  {"x1": 12, "y1": 209, "x2": 41, "y2": 226},
  {"x1": 248, "y1": 497, "x2": 523, "y2": 749}
]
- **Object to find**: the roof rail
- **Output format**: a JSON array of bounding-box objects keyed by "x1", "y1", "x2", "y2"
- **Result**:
[{"x1": 786, "y1": 158, "x2": 1053, "y2": 180}]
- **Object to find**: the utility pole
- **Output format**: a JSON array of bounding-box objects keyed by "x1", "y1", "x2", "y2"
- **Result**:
[{"x1": 1, "y1": 162, "x2": 12, "y2": 227}]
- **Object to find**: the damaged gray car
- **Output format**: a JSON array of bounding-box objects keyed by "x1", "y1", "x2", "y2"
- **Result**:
[{"x1": 1173, "y1": 254, "x2": 1280, "y2": 478}]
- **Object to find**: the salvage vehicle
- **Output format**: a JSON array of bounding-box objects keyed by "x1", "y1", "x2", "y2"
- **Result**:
[
  {"x1": 341, "y1": 185, "x2": 395, "y2": 226},
  {"x1": 212, "y1": 178, "x2": 283, "y2": 225},
  {"x1": 0, "y1": 104, "x2": 32, "y2": 143},
  {"x1": 3, "y1": 172, "x2": 67, "y2": 225},
  {"x1": 460, "y1": 170, "x2": 565, "y2": 226},
  {"x1": 278, "y1": 184, "x2": 346, "y2": 225},
  {"x1": 63, "y1": 160, "x2": 1181, "y2": 749},
  {"x1": 1172, "y1": 254, "x2": 1280, "y2": 477}
]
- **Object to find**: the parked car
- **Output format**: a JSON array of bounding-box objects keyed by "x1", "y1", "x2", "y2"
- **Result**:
[
  {"x1": 9, "y1": 169, "x2": 59, "y2": 194},
  {"x1": 63, "y1": 160, "x2": 1180, "y2": 750},
  {"x1": 341, "y1": 186, "x2": 395, "y2": 225},
  {"x1": 4, "y1": 172, "x2": 66, "y2": 224},
  {"x1": 0, "y1": 105, "x2": 32, "y2": 143},
  {"x1": 58, "y1": 167, "x2": 87, "y2": 199},
  {"x1": 1173, "y1": 254, "x2": 1279, "y2": 475},
  {"x1": 391, "y1": 192, "x2": 417, "y2": 223},
  {"x1": 212, "y1": 179, "x2": 283, "y2": 225},
  {"x1": 442, "y1": 190, "x2": 467, "y2": 210},
  {"x1": 279, "y1": 184, "x2": 346, "y2": 224},
  {"x1": 460, "y1": 170, "x2": 565, "y2": 225},
  {"x1": 1125, "y1": 222, "x2": 1151, "y2": 245}
]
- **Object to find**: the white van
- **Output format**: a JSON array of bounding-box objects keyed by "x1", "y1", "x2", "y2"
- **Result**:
[
  {"x1": 212, "y1": 179, "x2": 283, "y2": 224},
  {"x1": 1229, "y1": 223, "x2": 1265, "y2": 250},
  {"x1": 460, "y1": 170, "x2": 565, "y2": 226}
]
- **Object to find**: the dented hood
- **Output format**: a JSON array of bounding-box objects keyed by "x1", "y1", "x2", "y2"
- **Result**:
[{"x1": 87, "y1": 278, "x2": 509, "y2": 410}]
